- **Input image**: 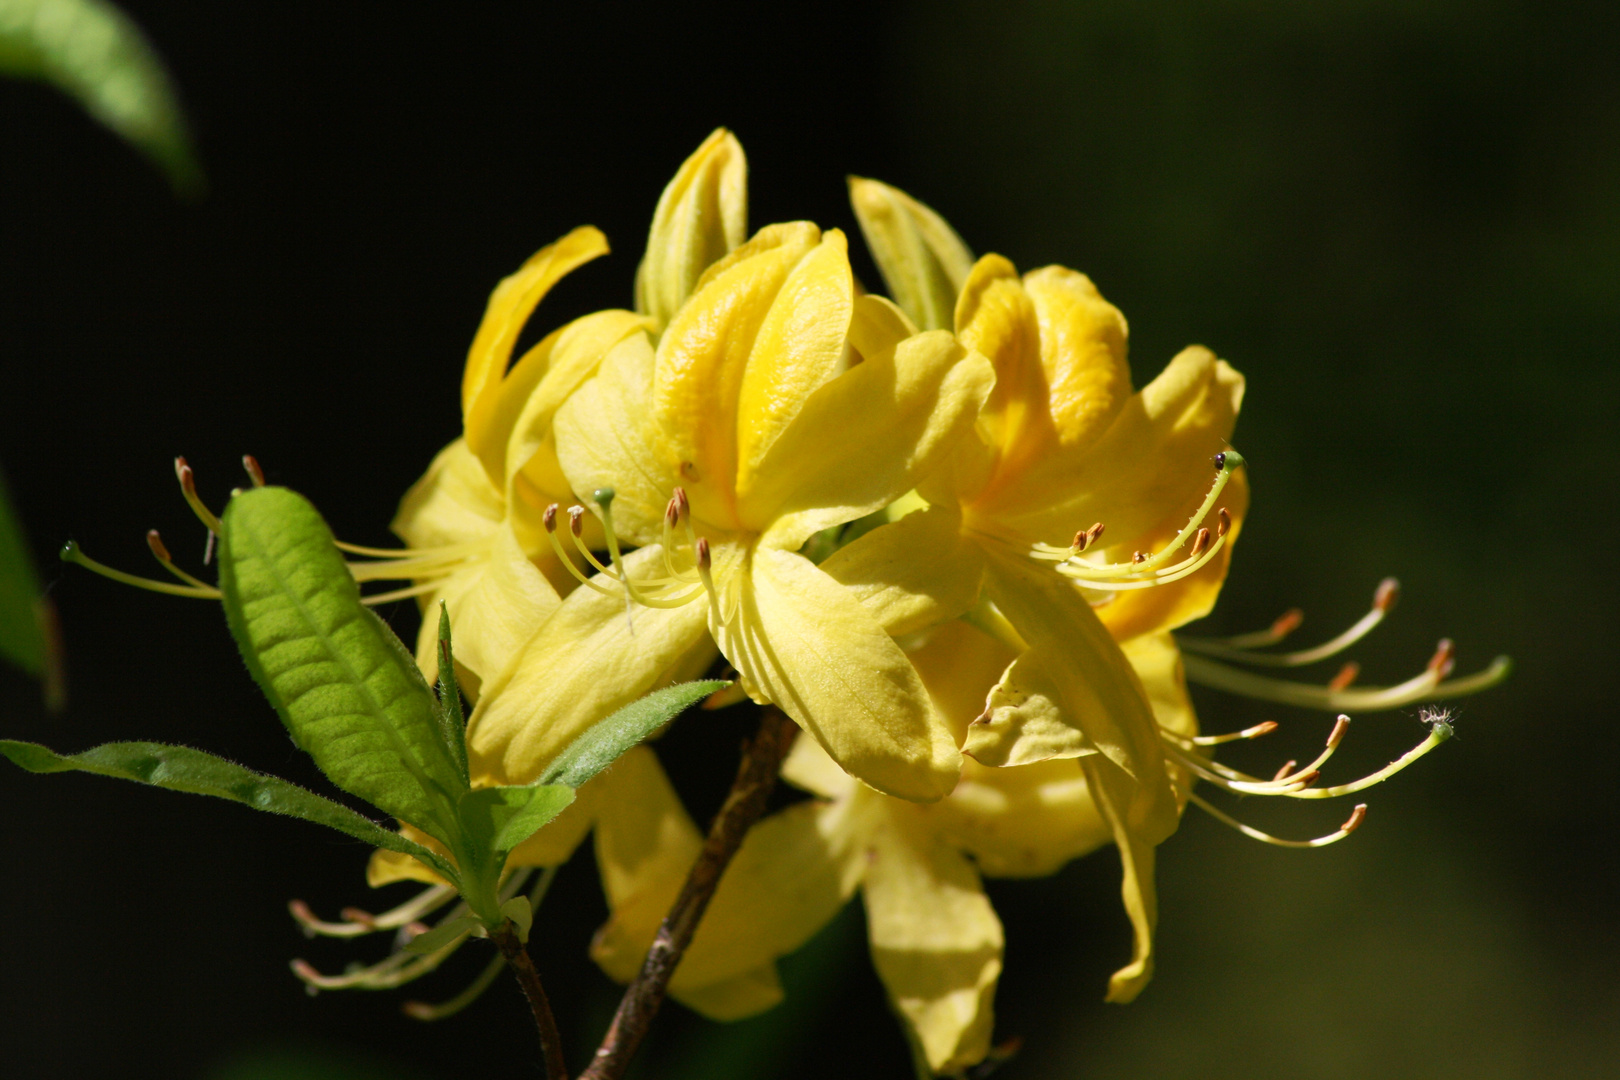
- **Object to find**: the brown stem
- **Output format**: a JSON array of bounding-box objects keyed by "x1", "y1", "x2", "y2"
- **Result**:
[
  {"x1": 580, "y1": 707, "x2": 797, "y2": 1080},
  {"x1": 491, "y1": 920, "x2": 570, "y2": 1080}
]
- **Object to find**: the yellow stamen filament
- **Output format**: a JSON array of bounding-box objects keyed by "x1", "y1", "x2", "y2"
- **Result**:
[
  {"x1": 360, "y1": 579, "x2": 450, "y2": 606},
  {"x1": 1182, "y1": 785, "x2": 1368, "y2": 848},
  {"x1": 1179, "y1": 578, "x2": 1400, "y2": 666},
  {"x1": 62, "y1": 540, "x2": 222, "y2": 599},
  {"x1": 1189, "y1": 720, "x2": 1279, "y2": 747},
  {"x1": 146, "y1": 530, "x2": 215, "y2": 590},
  {"x1": 333, "y1": 539, "x2": 484, "y2": 559},
  {"x1": 1181, "y1": 646, "x2": 1510, "y2": 712},
  {"x1": 1213, "y1": 607, "x2": 1306, "y2": 650},
  {"x1": 346, "y1": 552, "x2": 471, "y2": 582},
  {"x1": 173, "y1": 457, "x2": 223, "y2": 536},
  {"x1": 288, "y1": 885, "x2": 455, "y2": 940}
]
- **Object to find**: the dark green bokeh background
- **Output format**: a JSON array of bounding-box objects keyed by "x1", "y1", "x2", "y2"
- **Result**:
[{"x1": 1, "y1": 3, "x2": 1614, "y2": 1078}]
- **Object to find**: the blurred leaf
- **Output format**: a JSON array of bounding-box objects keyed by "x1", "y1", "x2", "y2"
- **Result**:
[
  {"x1": 401, "y1": 914, "x2": 476, "y2": 956},
  {"x1": 433, "y1": 603, "x2": 470, "y2": 788},
  {"x1": 0, "y1": 464, "x2": 64, "y2": 709},
  {"x1": 539, "y1": 679, "x2": 728, "y2": 788},
  {"x1": 218, "y1": 486, "x2": 466, "y2": 846},
  {"x1": 0, "y1": 0, "x2": 201, "y2": 192},
  {"x1": 0, "y1": 739, "x2": 455, "y2": 879}
]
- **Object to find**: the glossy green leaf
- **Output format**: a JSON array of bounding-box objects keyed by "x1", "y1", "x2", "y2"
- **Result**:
[
  {"x1": 540, "y1": 680, "x2": 728, "y2": 789},
  {"x1": 218, "y1": 486, "x2": 466, "y2": 846},
  {"x1": 0, "y1": 739, "x2": 456, "y2": 880},
  {"x1": 0, "y1": 0, "x2": 201, "y2": 193},
  {"x1": 456, "y1": 783, "x2": 575, "y2": 858}
]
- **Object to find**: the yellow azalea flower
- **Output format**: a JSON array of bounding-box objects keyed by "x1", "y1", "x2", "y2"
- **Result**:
[
  {"x1": 589, "y1": 618, "x2": 1199, "y2": 1073},
  {"x1": 466, "y1": 217, "x2": 995, "y2": 801}
]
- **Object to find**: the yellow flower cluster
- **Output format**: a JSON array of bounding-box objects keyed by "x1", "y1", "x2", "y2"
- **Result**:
[{"x1": 338, "y1": 130, "x2": 1496, "y2": 1074}]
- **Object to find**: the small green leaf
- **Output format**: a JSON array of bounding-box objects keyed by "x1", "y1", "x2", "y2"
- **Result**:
[
  {"x1": 500, "y1": 895, "x2": 533, "y2": 943},
  {"x1": 0, "y1": 739, "x2": 456, "y2": 881},
  {"x1": 402, "y1": 915, "x2": 478, "y2": 956},
  {"x1": 541, "y1": 680, "x2": 727, "y2": 789},
  {"x1": 0, "y1": 465, "x2": 63, "y2": 708},
  {"x1": 0, "y1": 0, "x2": 202, "y2": 194},
  {"x1": 218, "y1": 486, "x2": 467, "y2": 846},
  {"x1": 434, "y1": 603, "x2": 470, "y2": 789},
  {"x1": 456, "y1": 784, "x2": 575, "y2": 858}
]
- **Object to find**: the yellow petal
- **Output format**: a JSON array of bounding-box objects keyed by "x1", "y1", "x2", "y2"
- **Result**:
[
  {"x1": 848, "y1": 177, "x2": 974, "y2": 332},
  {"x1": 982, "y1": 346, "x2": 1245, "y2": 548},
  {"x1": 847, "y1": 292, "x2": 918, "y2": 362},
  {"x1": 589, "y1": 746, "x2": 704, "y2": 984},
  {"x1": 393, "y1": 438, "x2": 503, "y2": 551},
  {"x1": 652, "y1": 222, "x2": 822, "y2": 531},
  {"x1": 819, "y1": 504, "x2": 985, "y2": 638},
  {"x1": 1082, "y1": 753, "x2": 1163, "y2": 1004},
  {"x1": 553, "y1": 331, "x2": 677, "y2": 545},
  {"x1": 734, "y1": 229, "x2": 855, "y2": 489},
  {"x1": 962, "y1": 645, "x2": 1100, "y2": 767},
  {"x1": 462, "y1": 227, "x2": 609, "y2": 480},
  {"x1": 1097, "y1": 466, "x2": 1249, "y2": 642},
  {"x1": 864, "y1": 804, "x2": 1003, "y2": 1075},
  {"x1": 366, "y1": 821, "x2": 449, "y2": 887},
  {"x1": 672, "y1": 798, "x2": 866, "y2": 991},
  {"x1": 411, "y1": 523, "x2": 560, "y2": 695},
  {"x1": 472, "y1": 308, "x2": 652, "y2": 493},
  {"x1": 1023, "y1": 265, "x2": 1131, "y2": 453},
  {"x1": 780, "y1": 724, "x2": 858, "y2": 799},
  {"x1": 673, "y1": 964, "x2": 784, "y2": 1021},
  {"x1": 939, "y1": 757, "x2": 1113, "y2": 879},
  {"x1": 955, "y1": 255, "x2": 1046, "y2": 487},
  {"x1": 723, "y1": 546, "x2": 961, "y2": 802},
  {"x1": 745, "y1": 331, "x2": 994, "y2": 548},
  {"x1": 465, "y1": 544, "x2": 711, "y2": 785},
  {"x1": 635, "y1": 128, "x2": 748, "y2": 332},
  {"x1": 976, "y1": 549, "x2": 1178, "y2": 844}
]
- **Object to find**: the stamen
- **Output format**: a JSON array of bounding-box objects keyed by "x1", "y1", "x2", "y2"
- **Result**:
[
  {"x1": 332, "y1": 539, "x2": 483, "y2": 559},
  {"x1": 1272, "y1": 760, "x2": 1299, "y2": 782},
  {"x1": 346, "y1": 552, "x2": 470, "y2": 582},
  {"x1": 1180, "y1": 578, "x2": 1401, "y2": 667},
  {"x1": 174, "y1": 457, "x2": 223, "y2": 536},
  {"x1": 61, "y1": 540, "x2": 221, "y2": 599},
  {"x1": 288, "y1": 885, "x2": 455, "y2": 939},
  {"x1": 1328, "y1": 662, "x2": 1360, "y2": 691},
  {"x1": 146, "y1": 529, "x2": 214, "y2": 590},
  {"x1": 1189, "y1": 527, "x2": 1211, "y2": 559},
  {"x1": 545, "y1": 503, "x2": 615, "y2": 595},
  {"x1": 1183, "y1": 782, "x2": 1369, "y2": 847},
  {"x1": 360, "y1": 579, "x2": 448, "y2": 606},
  {"x1": 242, "y1": 454, "x2": 266, "y2": 488},
  {"x1": 1211, "y1": 608, "x2": 1306, "y2": 650},
  {"x1": 1189, "y1": 720, "x2": 1278, "y2": 747},
  {"x1": 1180, "y1": 649, "x2": 1510, "y2": 712}
]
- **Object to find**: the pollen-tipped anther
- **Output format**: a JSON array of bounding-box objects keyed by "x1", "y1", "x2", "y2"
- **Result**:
[
  {"x1": 1428, "y1": 638, "x2": 1456, "y2": 678},
  {"x1": 568, "y1": 505, "x2": 586, "y2": 537},
  {"x1": 1373, "y1": 577, "x2": 1400, "y2": 613},
  {"x1": 146, "y1": 529, "x2": 173, "y2": 563},
  {"x1": 1272, "y1": 608, "x2": 1305, "y2": 639},
  {"x1": 340, "y1": 907, "x2": 378, "y2": 930},
  {"x1": 1272, "y1": 759, "x2": 1298, "y2": 782},
  {"x1": 1325, "y1": 715, "x2": 1352, "y2": 750},
  {"x1": 242, "y1": 454, "x2": 266, "y2": 487},
  {"x1": 1328, "y1": 662, "x2": 1360, "y2": 691},
  {"x1": 1341, "y1": 804, "x2": 1369, "y2": 834},
  {"x1": 1190, "y1": 527, "x2": 1211, "y2": 559},
  {"x1": 696, "y1": 536, "x2": 712, "y2": 572},
  {"x1": 543, "y1": 503, "x2": 559, "y2": 532},
  {"x1": 173, "y1": 455, "x2": 223, "y2": 535},
  {"x1": 1217, "y1": 507, "x2": 1231, "y2": 538},
  {"x1": 672, "y1": 486, "x2": 689, "y2": 518}
]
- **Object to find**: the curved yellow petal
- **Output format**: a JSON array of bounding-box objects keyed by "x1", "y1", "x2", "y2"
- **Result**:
[
  {"x1": 976, "y1": 549, "x2": 1178, "y2": 844},
  {"x1": 465, "y1": 544, "x2": 712, "y2": 785},
  {"x1": 954, "y1": 254, "x2": 1046, "y2": 489},
  {"x1": 462, "y1": 227, "x2": 609, "y2": 480},
  {"x1": 864, "y1": 804, "x2": 1003, "y2": 1075},
  {"x1": 746, "y1": 332, "x2": 994, "y2": 549},
  {"x1": 553, "y1": 331, "x2": 675, "y2": 545},
  {"x1": 819, "y1": 504, "x2": 985, "y2": 639},
  {"x1": 673, "y1": 964, "x2": 784, "y2": 1021},
  {"x1": 635, "y1": 128, "x2": 748, "y2": 332},
  {"x1": 366, "y1": 821, "x2": 450, "y2": 887},
  {"x1": 393, "y1": 438, "x2": 503, "y2": 551},
  {"x1": 1082, "y1": 753, "x2": 1163, "y2": 1004},
  {"x1": 780, "y1": 724, "x2": 858, "y2": 800},
  {"x1": 847, "y1": 292, "x2": 918, "y2": 362},
  {"x1": 1023, "y1": 264, "x2": 1131, "y2": 454},
  {"x1": 848, "y1": 177, "x2": 974, "y2": 333},
  {"x1": 722, "y1": 546, "x2": 961, "y2": 802},
  {"x1": 982, "y1": 346, "x2": 1245, "y2": 548},
  {"x1": 652, "y1": 222, "x2": 821, "y2": 531},
  {"x1": 963, "y1": 645, "x2": 1100, "y2": 768}
]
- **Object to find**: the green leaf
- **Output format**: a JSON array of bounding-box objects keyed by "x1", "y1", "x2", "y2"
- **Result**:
[
  {"x1": 499, "y1": 895, "x2": 533, "y2": 943},
  {"x1": 456, "y1": 784, "x2": 575, "y2": 858},
  {"x1": 0, "y1": 465, "x2": 64, "y2": 708},
  {"x1": 0, "y1": 0, "x2": 202, "y2": 194},
  {"x1": 218, "y1": 486, "x2": 466, "y2": 846},
  {"x1": 0, "y1": 739, "x2": 456, "y2": 881},
  {"x1": 402, "y1": 915, "x2": 478, "y2": 956},
  {"x1": 434, "y1": 603, "x2": 470, "y2": 789},
  {"x1": 540, "y1": 680, "x2": 727, "y2": 789}
]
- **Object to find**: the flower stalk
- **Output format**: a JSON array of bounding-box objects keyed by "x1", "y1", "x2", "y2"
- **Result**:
[{"x1": 490, "y1": 919, "x2": 570, "y2": 1080}]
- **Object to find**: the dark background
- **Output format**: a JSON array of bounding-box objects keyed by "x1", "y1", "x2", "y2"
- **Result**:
[{"x1": 3, "y1": 2, "x2": 1616, "y2": 1077}]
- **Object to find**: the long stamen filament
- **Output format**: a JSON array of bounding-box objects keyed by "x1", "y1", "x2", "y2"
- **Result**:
[
  {"x1": 174, "y1": 457, "x2": 223, "y2": 535},
  {"x1": 145, "y1": 530, "x2": 215, "y2": 590},
  {"x1": 1215, "y1": 608, "x2": 1306, "y2": 649},
  {"x1": 361, "y1": 579, "x2": 450, "y2": 606},
  {"x1": 545, "y1": 504, "x2": 616, "y2": 596},
  {"x1": 1059, "y1": 531, "x2": 1229, "y2": 591},
  {"x1": 1182, "y1": 784, "x2": 1367, "y2": 848},
  {"x1": 288, "y1": 885, "x2": 456, "y2": 940},
  {"x1": 61, "y1": 540, "x2": 222, "y2": 599},
  {"x1": 1180, "y1": 578, "x2": 1400, "y2": 666},
  {"x1": 1181, "y1": 648, "x2": 1510, "y2": 711},
  {"x1": 333, "y1": 539, "x2": 484, "y2": 559}
]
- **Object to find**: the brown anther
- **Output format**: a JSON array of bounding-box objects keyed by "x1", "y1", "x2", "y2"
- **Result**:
[
  {"x1": 672, "y1": 486, "x2": 689, "y2": 518},
  {"x1": 1325, "y1": 715, "x2": 1352, "y2": 749},
  {"x1": 287, "y1": 899, "x2": 319, "y2": 936},
  {"x1": 1373, "y1": 577, "x2": 1400, "y2": 613},
  {"x1": 340, "y1": 907, "x2": 378, "y2": 930},
  {"x1": 1132, "y1": 551, "x2": 1147, "y2": 565},
  {"x1": 242, "y1": 454, "x2": 266, "y2": 487},
  {"x1": 174, "y1": 456, "x2": 197, "y2": 496},
  {"x1": 1190, "y1": 526, "x2": 1211, "y2": 558},
  {"x1": 1272, "y1": 759, "x2": 1298, "y2": 782},
  {"x1": 1328, "y1": 662, "x2": 1361, "y2": 691},
  {"x1": 290, "y1": 959, "x2": 322, "y2": 982},
  {"x1": 1216, "y1": 507, "x2": 1232, "y2": 537},
  {"x1": 1071, "y1": 529, "x2": 1089, "y2": 552},
  {"x1": 1341, "y1": 804, "x2": 1369, "y2": 834},
  {"x1": 1290, "y1": 769, "x2": 1321, "y2": 788},
  {"x1": 1428, "y1": 638, "x2": 1456, "y2": 678},
  {"x1": 568, "y1": 505, "x2": 586, "y2": 537},
  {"x1": 146, "y1": 529, "x2": 173, "y2": 563},
  {"x1": 403, "y1": 921, "x2": 431, "y2": 939},
  {"x1": 1244, "y1": 721, "x2": 1280, "y2": 739},
  {"x1": 1271, "y1": 608, "x2": 1305, "y2": 639},
  {"x1": 665, "y1": 498, "x2": 680, "y2": 528},
  {"x1": 543, "y1": 503, "x2": 559, "y2": 532},
  {"x1": 695, "y1": 536, "x2": 712, "y2": 571}
]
